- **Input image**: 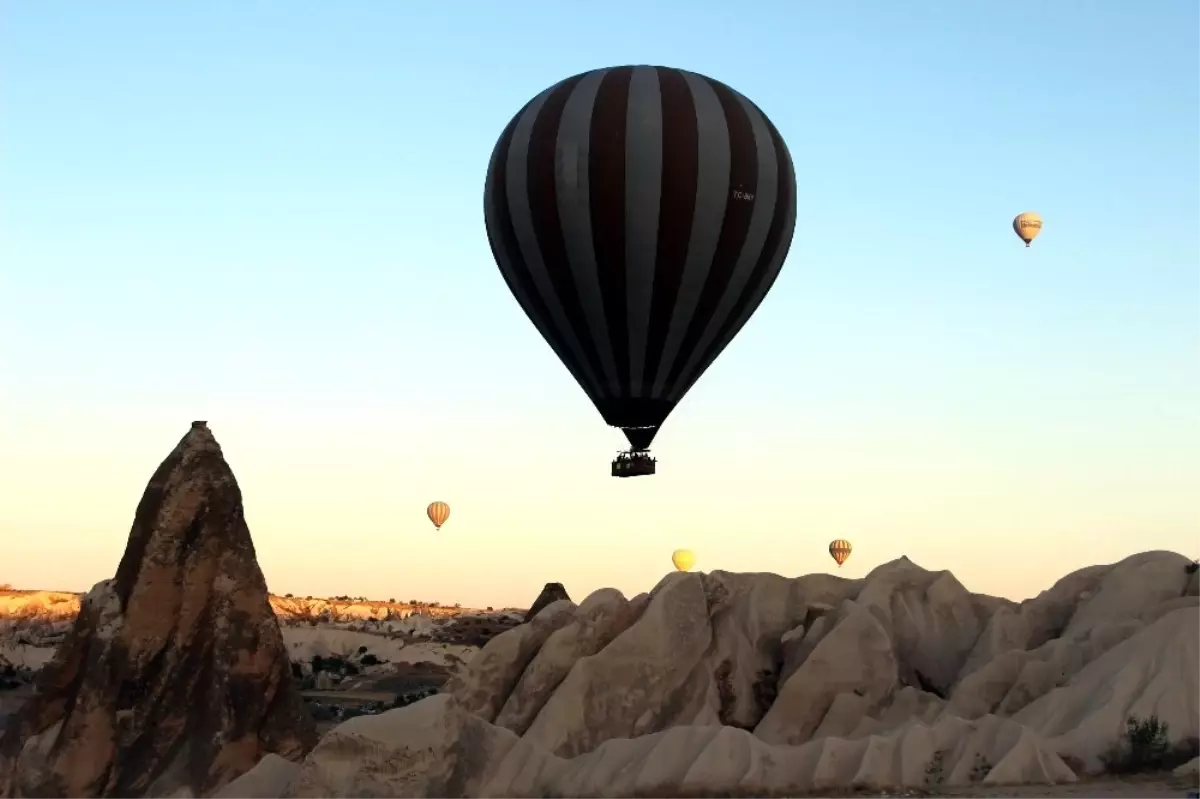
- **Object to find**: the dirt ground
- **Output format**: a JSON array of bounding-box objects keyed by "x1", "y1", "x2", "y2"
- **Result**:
[
  {"x1": 649, "y1": 772, "x2": 1200, "y2": 798},
  {"x1": 903, "y1": 772, "x2": 1197, "y2": 797}
]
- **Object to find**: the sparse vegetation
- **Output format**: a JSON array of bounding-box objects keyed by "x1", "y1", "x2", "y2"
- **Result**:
[
  {"x1": 284, "y1": 592, "x2": 293, "y2": 598},
  {"x1": 1101, "y1": 714, "x2": 1199, "y2": 774},
  {"x1": 970, "y1": 752, "x2": 992, "y2": 782},
  {"x1": 391, "y1": 686, "x2": 440, "y2": 709},
  {"x1": 924, "y1": 748, "x2": 946, "y2": 786},
  {"x1": 751, "y1": 669, "x2": 777, "y2": 719},
  {"x1": 714, "y1": 661, "x2": 736, "y2": 727},
  {"x1": 309, "y1": 654, "x2": 359, "y2": 677},
  {"x1": 0, "y1": 661, "x2": 30, "y2": 691}
]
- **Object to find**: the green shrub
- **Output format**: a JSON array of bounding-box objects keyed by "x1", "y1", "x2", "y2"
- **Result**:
[
  {"x1": 970, "y1": 752, "x2": 992, "y2": 782},
  {"x1": 924, "y1": 749, "x2": 947, "y2": 786},
  {"x1": 1101, "y1": 714, "x2": 1198, "y2": 774}
]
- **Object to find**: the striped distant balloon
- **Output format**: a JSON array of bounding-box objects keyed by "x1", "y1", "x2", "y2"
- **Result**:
[
  {"x1": 484, "y1": 65, "x2": 797, "y2": 452},
  {"x1": 427, "y1": 501, "x2": 450, "y2": 531},
  {"x1": 829, "y1": 539, "x2": 852, "y2": 567}
]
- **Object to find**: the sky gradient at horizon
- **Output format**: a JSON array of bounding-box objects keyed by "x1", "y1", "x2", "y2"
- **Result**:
[{"x1": 2, "y1": 1, "x2": 1197, "y2": 608}]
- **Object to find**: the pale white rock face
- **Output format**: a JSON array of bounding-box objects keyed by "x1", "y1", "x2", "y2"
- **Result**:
[
  {"x1": 493, "y1": 588, "x2": 638, "y2": 736},
  {"x1": 518, "y1": 573, "x2": 718, "y2": 758},
  {"x1": 217, "y1": 549, "x2": 1199, "y2": 797},
  {"x1": 1013, "y1": 604, "x2": 1200, "y2": 771},
  {"x1": 1061, "y1": 551, "x2": 1192, "y2": 638},
  {"x1": 212, "y1": 755, "x2": 302, "y2": 799},
  {"x1": 444, "y1": 599, "x2": 577, "y2": 724},
  {"x1": 755, "y1": 599, "x2": 898, "y2": 746},
  {"x1": 223, "y1": 695, "x2": 1077, "y2": 798}
]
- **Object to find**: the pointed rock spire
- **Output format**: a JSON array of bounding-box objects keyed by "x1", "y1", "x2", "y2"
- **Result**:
[{"x1": 0, "y1": 422, "x2": 317, "y2": 798}]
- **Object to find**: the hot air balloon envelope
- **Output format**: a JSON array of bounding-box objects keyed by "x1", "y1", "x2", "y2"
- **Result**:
[
  {"x1": 829, "y1": 539, "x2": 852, "y2": 567},
  {"x1": 672, "y1": 548, "x2": 696, "y2": 572},
  {"x1": 1013, "y1": 212, "x2": 1043, "y2": 247},
  {"x1": 484, "y1": 65, "x2": 798, "y2": 455},
  {"x1": 427, "y1": 501, "x2": 450, "y2": 530}
]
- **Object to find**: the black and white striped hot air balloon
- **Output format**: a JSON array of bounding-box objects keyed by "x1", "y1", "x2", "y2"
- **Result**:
[{"x1": 484, "y1": 65, "x2": 797, "y2": 463}]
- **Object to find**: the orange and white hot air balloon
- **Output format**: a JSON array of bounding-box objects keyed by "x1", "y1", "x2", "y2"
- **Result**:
[
  {"x1": 829, "y1": 539, "x2": 852, "y2": 567},
  {"x1": 1012, "y1": 212, "x2": 1043, "y2": 248},
  {"x1": 427, "y1": 501, "x2": 450, "y2": 531}
]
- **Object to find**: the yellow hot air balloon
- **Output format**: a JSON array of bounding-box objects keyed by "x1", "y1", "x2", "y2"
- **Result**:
[
  {"x1": 671, "y1": 549, "x2": 696, "y2": 572},
  {"x1": 427, "y1": 501, "x2": 450, "y2": 531},
  {"x1": 829, "y1": 539, "x2": 852, "y2": 567},
  {"x1": 1013, "y1": 212, "x2": 1043, "y2": 248}
]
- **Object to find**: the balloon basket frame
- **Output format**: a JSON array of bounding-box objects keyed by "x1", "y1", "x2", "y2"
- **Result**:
[{"x1": 611, "y1": 450, "x2": 656, "y2": 478}]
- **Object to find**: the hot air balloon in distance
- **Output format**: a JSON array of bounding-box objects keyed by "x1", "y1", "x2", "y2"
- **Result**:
[
  {"x1": 1013, "y1": 212, "x2": 1043, "y2": 248},
  {"x1": 672, "y1": 548, "x2": 696, "y2": 572},
  {"x1": 484, "y1": 65, "x2": 798, "y2": 478},
  {"x1": 427, "y1": 501, "x2": 450, "y2": 531},
  {"x1": 829, "y1": 539, "x2": 852, "y2": 567}
]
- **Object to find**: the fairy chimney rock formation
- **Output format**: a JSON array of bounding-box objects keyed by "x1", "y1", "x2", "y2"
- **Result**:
[
  {"x1": 525, "y1": 582, "x2": 571, "y2": 622},
  {"x1": 0, "y1": 422, "x2": 317, "y2": 798}
]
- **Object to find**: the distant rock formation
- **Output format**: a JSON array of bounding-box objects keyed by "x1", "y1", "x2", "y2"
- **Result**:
[
  {"x1": 524, "y1": 583, "x2": 570, "y2": 623},
  {"x1": 0, "y1": 592, "x2": 493, "y2": 630},
  {"x1": 0, "y1": 422, "x2": 317, "y2": 798},
  {"x1": 225, "y1": 551, "x2": 1199, "y2": 797}
]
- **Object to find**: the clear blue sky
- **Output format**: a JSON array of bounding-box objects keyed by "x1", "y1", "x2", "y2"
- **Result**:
[{"x1": 2, "y1": 1, "x2": 1197, "y2": 608}]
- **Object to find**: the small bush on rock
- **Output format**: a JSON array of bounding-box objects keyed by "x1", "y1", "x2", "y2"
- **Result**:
[
  {"x1": 924, "y1": 749, "x2": 947, "y2": 786},
  {"x1": 970, "y1": 752, "x2": 992, "y2": 782},
  {"x1": 1101, "y1": 714, "x2": 1198, "y2": 774}
]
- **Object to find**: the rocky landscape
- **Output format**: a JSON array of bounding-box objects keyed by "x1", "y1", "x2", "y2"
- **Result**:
[
  {"x1": 0, "y1": 589, "x2": 526, "y2": 722},
  {"x1": 1, "y1": 422, "x2": 1197, "y2": 798}
]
